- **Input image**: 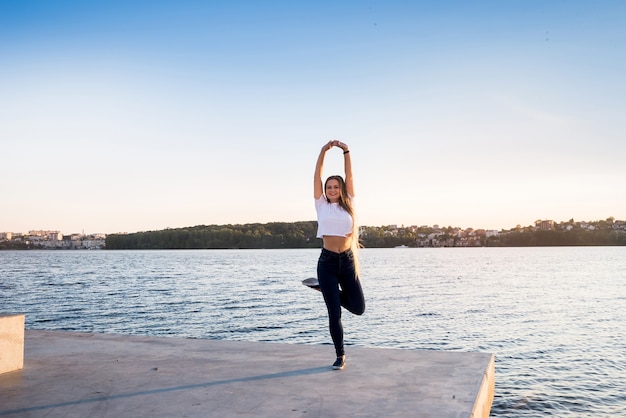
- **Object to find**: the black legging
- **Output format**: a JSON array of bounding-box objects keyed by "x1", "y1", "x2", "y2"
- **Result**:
[{"x1": 317, "y1": 248, "x2": 365, "y2": 357}]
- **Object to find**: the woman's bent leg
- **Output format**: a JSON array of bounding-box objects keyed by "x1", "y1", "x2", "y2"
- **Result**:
[
  {"x1": 339, "y1": 277, "x2": 365, "y2": 315},
  {"x1": 339, "y1": 253, "x2": 365, "y2": 316}
]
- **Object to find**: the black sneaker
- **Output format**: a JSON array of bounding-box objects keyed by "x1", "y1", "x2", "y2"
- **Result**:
[{"x1": 332, "y1": 356, "x2": 346, "y2": 370}]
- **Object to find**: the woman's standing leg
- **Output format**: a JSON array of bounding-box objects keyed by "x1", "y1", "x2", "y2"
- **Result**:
[{"x1": 317, "y1": 250, "x2": 344, "y2": 357}]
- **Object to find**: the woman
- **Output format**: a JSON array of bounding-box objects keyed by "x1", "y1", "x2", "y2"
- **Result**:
[{"x1": 314, "y1": 140, "x2": 365, "y2": 370}]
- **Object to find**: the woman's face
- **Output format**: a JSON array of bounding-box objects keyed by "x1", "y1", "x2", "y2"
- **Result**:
[{"x1": 325, "y1": 179, "x2": 341, "y2": 203}]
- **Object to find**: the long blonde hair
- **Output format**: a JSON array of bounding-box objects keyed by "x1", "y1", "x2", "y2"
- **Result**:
[{"x1": 325, "y1": 175, "x2": 361, "y2": 275}]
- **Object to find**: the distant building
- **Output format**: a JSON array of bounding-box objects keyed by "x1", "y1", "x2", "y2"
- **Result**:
[
  {"x1": 535, "y1": 220, "x2": 554, "y2": 231},
  {"x1": 48, "y1": 231, "x2": 63, "y2": 241}
]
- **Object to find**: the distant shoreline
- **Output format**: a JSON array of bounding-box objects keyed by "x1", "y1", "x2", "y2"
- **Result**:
[
  {"x1": 3, "y1": 218, "x2": 624, "y2": 250},
  {"x1": 104, "y1": 218, "x2": 625, "y2": 249}
]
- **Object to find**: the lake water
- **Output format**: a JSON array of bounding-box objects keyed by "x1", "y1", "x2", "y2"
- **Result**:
[{"x1": 1, "y1": 247, "x2": 625, "y2": 416}]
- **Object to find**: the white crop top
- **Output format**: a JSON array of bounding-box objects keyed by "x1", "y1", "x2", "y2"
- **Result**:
[{"x1": 315, "y1": 195, "x2": 354, "y2": 238}]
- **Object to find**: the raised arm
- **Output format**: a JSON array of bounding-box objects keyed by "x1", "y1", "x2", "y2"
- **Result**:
[
  {"x1": 314, "y1": 141, "x2": 334, "y2": 199},
  {"x1": 335, "y1": 141, "x2": 354, "y2": 198}
]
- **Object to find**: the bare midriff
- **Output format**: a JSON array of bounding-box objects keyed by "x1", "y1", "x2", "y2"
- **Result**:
[{"x1": 322, "y1": 235, "x2": 352, "y2": 253}]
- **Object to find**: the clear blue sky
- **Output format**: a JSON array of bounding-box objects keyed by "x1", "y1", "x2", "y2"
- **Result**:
[{"x1": 1, "y1": 0, "x2": 625, "y2": 234}]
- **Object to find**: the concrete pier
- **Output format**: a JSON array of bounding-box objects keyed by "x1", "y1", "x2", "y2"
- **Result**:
[{"x1": 0, "y1": 330, "x2": 494, "y2": 417}]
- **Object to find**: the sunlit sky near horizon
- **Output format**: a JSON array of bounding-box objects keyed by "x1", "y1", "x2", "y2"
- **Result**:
[{"x1": 1, "y1": 0, "x2": 625, "y2": 234}]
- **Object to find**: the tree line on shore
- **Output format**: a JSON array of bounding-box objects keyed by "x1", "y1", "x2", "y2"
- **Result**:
[
  {"x1": 105, "y1": 222, "x2": 319, "y2": 250},
  {"x1": 102, "y1": 220, "x2": 626, "y2": 250}
]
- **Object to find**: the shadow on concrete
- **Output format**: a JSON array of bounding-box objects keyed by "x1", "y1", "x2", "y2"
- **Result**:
[{"x1": 0, "y1": 366, "x2": 330, "y2": 416}]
